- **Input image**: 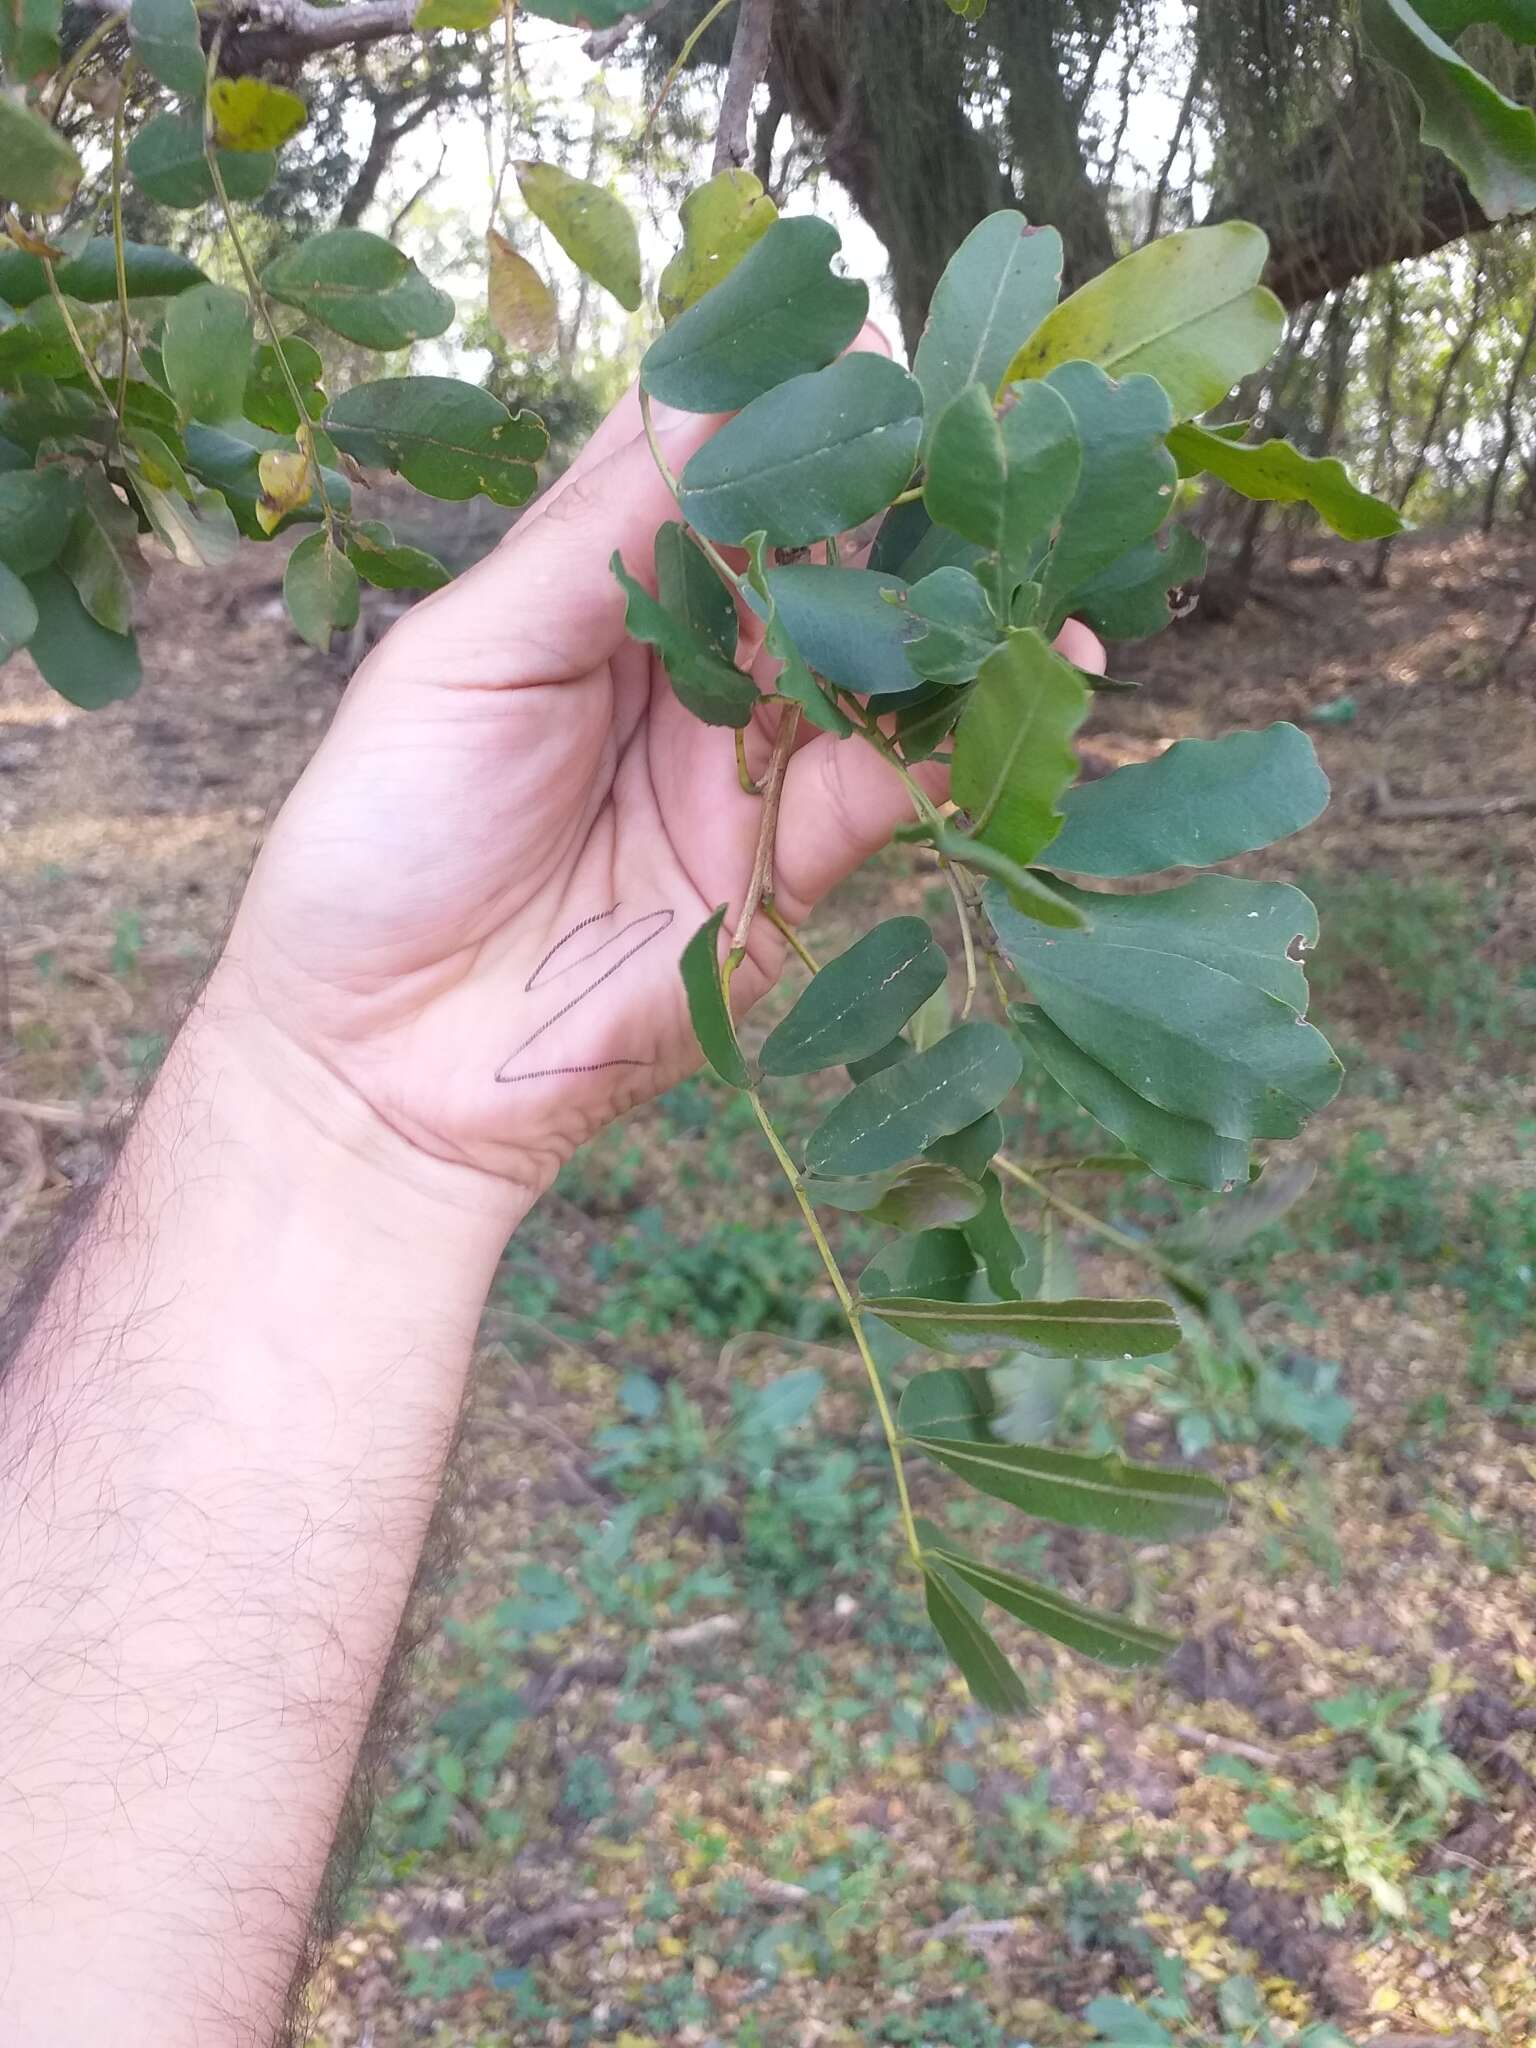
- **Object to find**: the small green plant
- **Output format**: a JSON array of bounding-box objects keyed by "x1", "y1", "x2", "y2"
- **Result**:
[{"x1": 1086, "y1": 1954, "x2": 1355, "y2": 2048}]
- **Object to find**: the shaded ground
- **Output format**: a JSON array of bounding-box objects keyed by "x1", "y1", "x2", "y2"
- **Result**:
[{"x1": 3, "y1": 524, "x2": 1536, "y2": 2048}]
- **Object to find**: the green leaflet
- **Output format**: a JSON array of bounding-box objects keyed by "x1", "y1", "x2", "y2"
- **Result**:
[
  {"x1": 899, "y1": 567, "x2": 1002, "y2": 685},
  {"x1": 866, "y1": 1293, "x2": 1181, "y2": 1359},
  {"x1": 921, "y1": 821, "x2": 1087, "y2": 929},
  {"x1": 805, "y1": 1163, "x2": 986, "y2": 1231},
  {"x1": 1411, "y1": 0, "x2": 1536, "y2": 33},
  {"x1": 739, "y1": 535, "x2": 851, "y2": 735},
  {"x1": 129, "y1": 0, "x2": 207, "y2": 98},
  {"x1": 612, "y1": 549, "x2": 758, "y2": 729},
  {"x1": 924, "y1": 1561, "x2": 1031, "y2": 1713},
  {"x1": 1067, "y1": 525, "x2": 1207, "y2": 642},
  {"x1": 862, "y1": 1228, "x2": 984, "y2": 1303},
  {"x1": 913, "y1": 211, "x2": 1064, "y2": 452},
  {"x1": 759, "y1": 566, "x2": 919, "y2": 697},
  {"x1": 1045, "y1": 724, "x2": 1330, "y2": 877},
  {"x1": 681, "y1": 908, "x2": 749, "y2": 1089},
  {"x1": 245, "y1": 339, "x2": 325, "y2": 434},
  {"x1": 1360, "y1": 0, "x2": 1536, "y2": 218},
  {"x1": 262, "y1": 231, "x2": 454, "y2": 350},
  {"x1": 952, "y1": 628, "x2": 1089, "y2": 868},
  {"x1": 898, "y1": 1365, "x2": 998, "y2": 1440},
  {"x1": 515, "y1": 159, "x2": 641, "y2": 312},
  {"x1": 642, "y1": 216, "x2": 869, "y2": 412},
  {"x1": 805, "y1": 1020, "x2": 1022, "y2": 1177},
  {"x1": 922, "y1": 1538, "x2": 1179, "y2": 1669},
  {"x1": 1003, "y1": 223, "x2": 1285, "y2": 420},
  {"x1": 1168, "y1": 422, "x2": 1405, "y2": 541},
  {"x1": 128, "y1": 114, "x2": 277, "y2": 211},
  {"x1": 655, "y1": 521, "x2": 738, "y2": 660},
  {"x1": 346, "y1": 522, "x2": 451, "y2": 593},
  {"x1": 963, "y1": 1170, "x2": 1035, "y2": 1299},
  {"x1": 678, "y1": 355, "x2": 923, "y2": 549},
  {"x1": 0, "y1": 238, "x2": 205, "y2": 307},
  {"x1": 24, "y1": 566, "x2": 140, "y2": 707},
  {"x1": 325, "y1": 377, "x2": 546, "y2": 506},
  {"x1": 657, "y1": 169, "x2": 778, "y2": 324},
  {"x1": 989, "y1": 878, "x2": 1343, "y2": 1142},
  {"x1": 182, "y1": 420, "x2": 350, "y2": 538},
  {"x1": 927, "y1": 1110, "x2": 1005, "y2": 1180},
  {"x1": 762, "y1": 917, "x2": 947, "y2": 1075},
  {"x1": 910, "y1": 1435, "x2": 1226, "y2": 1538},
  {"x1": 0, "y1": 0, "x2": 60, "y2": 77},
  {"x1": 284, "y1": 532, "x2": 359, "y2": 652},
  {"x1": 1038, "y1": 361, "x2": 1177, "y2": 629},
  {"x1": 1013, "y1": 1005, "x2": 1250, "y2": 1193},
  {"x1": 61, "y1": 473, "x2": 145, "y2": 637},
  {"x1": 0, "y1": 467, "x2": 80, "y2": 578},
  {"x1": 924, "y1": 379, "x2": 1081, "y2": 566},
  {"x1": 0, "y1": 562, "x2": 38, "y2": 662},
  {"x1": 162, "y1": 284, "x2": 253, "y2": 425}
]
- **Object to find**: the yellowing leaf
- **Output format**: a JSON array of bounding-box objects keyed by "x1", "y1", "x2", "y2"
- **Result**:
[
  {"x1": 658, "y1": 169, "x2": 778, "y2": 324},
  {"x1": 256, "y1": 449, "x2": 311, "y2": 535},
  {"x1": 486, "y1": 230, "x2": 557, "y2": 351},
  {"x1": 1369, "y1": 1986, "x2": 1404, "y2": 2014},
  {"x1": 209, "y1": 77, "x2": 308, "y2": 152},
  {"x1": 516, "y1": 158, "x2": 641, "y2": 312}
]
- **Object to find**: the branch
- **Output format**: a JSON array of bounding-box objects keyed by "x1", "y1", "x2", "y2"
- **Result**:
[
  {"x1": 713, "y1": 0, "x2": 774, "y2": 175},
  {"x1": 584, "y1": 0, "x2": 669, "y2": 60},
  {"x1": 223, "y1": 0, "x2": 417, "y2": 67}
]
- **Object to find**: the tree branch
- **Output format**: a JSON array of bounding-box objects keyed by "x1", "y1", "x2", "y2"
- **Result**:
[
  {"x1": 585, "y1": 0, "x2": 670, "y2": 61},
  {"x1": 713, "y1": 0, "x2": 774, "y2": 175}
]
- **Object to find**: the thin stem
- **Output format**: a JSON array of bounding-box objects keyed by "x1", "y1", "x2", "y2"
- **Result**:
[
  {"x1": 762, "y1": 900, "x2": 818, "y2": 973},
  {"x1": 734, "y1": 726, "x2": 763, "y2": 795},
  {"x1": 39, "y1": 258, "x2": 116, "y2": 418},
  {"x1": 943, "y1": 857, "x2": 978, "y2": 1019},
  {"x1": 637, "y1": 388, "x2": 746, "y2": 592},
  {"x1": 727, "y1": 701, "x2": 799, "y2": 962},
  {"x1": 890, "y1": 484, "x2": 924, "y2": 507},
  {"x1": 645, "y1": 0, "x2": 738, "y2": 140},
  {"x1": 994, "y1": 1154, "x2": 1208, "y2": 1307},
  {"x1": 111, "y1": 65, "x2": 132, "y2": 420},
  {"x1": 748, "y1": 1089, "x2": 922, "y2": 1564},
  {"x1": 202, "y1": 98, "x2": 334, "y2": 540}
]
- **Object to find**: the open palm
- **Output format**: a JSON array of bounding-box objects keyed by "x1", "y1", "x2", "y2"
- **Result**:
[{"x1": 223, "y1": 372, "x2": 939, "y2": 1197}]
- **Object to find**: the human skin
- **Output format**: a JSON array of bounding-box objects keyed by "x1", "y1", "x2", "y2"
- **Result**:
[{"x1": 0, "y1": 350, "x2": 1103, "y2": 2046}]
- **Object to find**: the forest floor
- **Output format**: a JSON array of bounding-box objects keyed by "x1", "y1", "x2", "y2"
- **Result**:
[{"x1": 3, "y1": 523, "x2": 1536, "y2": 2048}]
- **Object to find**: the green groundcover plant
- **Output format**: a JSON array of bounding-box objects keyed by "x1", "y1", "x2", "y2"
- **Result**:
[{"x1": 2, "y1": 0, "x2": 1529, "y2": 1708}]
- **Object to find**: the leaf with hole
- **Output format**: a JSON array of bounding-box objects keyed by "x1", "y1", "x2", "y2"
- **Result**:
[
  {"x1": 1037, "y1": 361, "x2": 1177, "y2": 629},
  {"x1": 1046, "y1": 724, "x2": 1329, "y2": 877},
  {"x1": 263, "y1": 231, "x2": 454, "y2": 350},
  {"x1": 680, "y1": 908, "x2": 749, "y2": 1089},
  {"x1": 1068, "y1": 524, "x2": 1207, "y2": 642},
  {"x1": 679, "y1": 354, "x2": 922, "y2": 549},
  {"x1": 129, "y1": 0, "x2": 205, "y2": 99},
  {"x1": 762, "y1": 917, "x2": 947, "y2": 1075},
  {"x1": 284, "y1": 531, "x2": 359, "y2": 652},
  {"x1": 868, "y1": 1293, "x2": 1180, "y2": 1360},
  {"x1": 24, "y1": 566, "x2": 140, "y2": 707},
  {"x1": 325, "y1": 377, "x2": 546, "y2": 505},
  {"x1": 162, "y1": 284, "x2": 253, "y2": 425},
  {"x1": 516, "y1": 159, "x2": 641, "y2": 312},
  {"x1": 486, "y1": 231, "x2": 558, "y2": 352},
  {"x1": 805, "y1": 1020, "x2": 1022, "y2": 1178},
  {"x1": 0, "y1": 98, "x2": 80, "y2": 212},
  {"x1": 1013, "y1": 1005, "x2": 1250, "y2": 1193},
  {"x1": 952, "y1": 628, "x2": 1088, "y2": 868},
  {"x1": 658, "y1": 169, "x2": 778, "y2": 325},
  {"x1": 0, "y1": 238, "x2": 205, "y2": 307},
  {"x1": 612, "y1": 549, "x2": 757, "y2": 728},
  {"x1": 914, "y1": 211, "x2": 1063, "y2": 449},
  {"x1": 129, "y1": 114, "x2": 277, "y2": 210},
  {"x1": 642, "y1": 216, "x2": 869, "y2": 412},
  {"x1": 923, "y1": 1538, "x2": 1179, "y2": 1668},
  {"x1": 1361, "y1": 0, "x2": 1536, "y2": 216},
  {"x1": 924, "y1": 1561, "x2": 1030, "y2": 1713},
  {"x1": 1169, "y1": 422, "x2": 1405, "y2": 541},
  {"x1": 1004, "y1": 223, "x2": 1285, "y2": 420},
  {"x1": 209, "y1": 78, "x2": 308, "y2": 151},
  {"x1": 989, "y1": 878, "x2": 1342, "y2": 1141}
]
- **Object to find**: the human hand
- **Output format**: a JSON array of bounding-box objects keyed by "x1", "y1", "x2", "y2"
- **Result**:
[{"x1": 217, "y1": 353, "x2": 1104, "y2": 1207}]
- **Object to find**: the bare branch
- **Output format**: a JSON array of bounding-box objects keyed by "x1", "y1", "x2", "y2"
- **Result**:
[
  {"x1": 585, "y1": 0, "x2": 670, "y2": 61},
  {"x1": 713, "y1": 0, "x2": 774, "y2": 175},
  {"x1": 225, "y1": 0, "x2": 417, "y2": 67}
]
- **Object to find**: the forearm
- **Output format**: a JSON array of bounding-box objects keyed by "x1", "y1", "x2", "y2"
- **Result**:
[{"x1": 0, "y1": 977, "x2": 522, "y2": 2047}]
